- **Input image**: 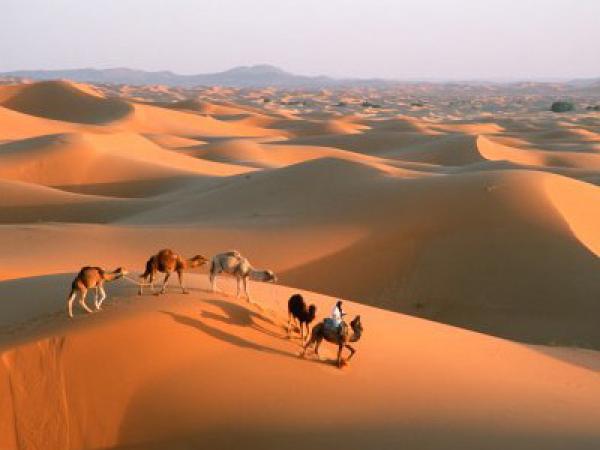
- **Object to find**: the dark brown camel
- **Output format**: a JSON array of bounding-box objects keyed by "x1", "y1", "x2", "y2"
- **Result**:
[
  {"x1": 301, "y1": 315, "x2": 363, "y2": 367},
  {"x1": 287, "y1": 293, "x2": 316, "y2": 342},
  {"x1": 139, "y1": 249, "x2": 207, "y2": 295}
]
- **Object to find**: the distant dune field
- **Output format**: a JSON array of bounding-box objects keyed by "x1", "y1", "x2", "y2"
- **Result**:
[{"x1": 0, "y1": 79, "x2": 599, "y2": 450}]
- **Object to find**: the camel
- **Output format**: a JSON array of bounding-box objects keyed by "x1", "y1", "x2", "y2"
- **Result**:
[
  {"x1": 139, "y1": 249, "x2": 207, "y2": 295},
  {"x1": 301, "y1": 315, "x2": 363, "y2": 368},
  {"x1": 287, "y1": 293, "x2": 316, "y2": 342},
  {"x1": 209, "y1": 250, "x2": 277, "y2": 302},
  {"x1": 67, "y1": 266, "x2": 128, "y2": 318}
]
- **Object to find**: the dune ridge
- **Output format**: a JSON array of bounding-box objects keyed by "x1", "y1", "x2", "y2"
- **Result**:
[
  {"x1": 0, "y1": 78, "x2": 599, "y2": 449},
  {"x1": 0, "y1": 80, "x2": 133, "y2": 124},
  {"x1": 0, "y1": 275, "x2": 599, "y2": 450}
]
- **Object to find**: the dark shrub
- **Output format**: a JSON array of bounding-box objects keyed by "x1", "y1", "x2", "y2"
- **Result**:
[{"x1": 551, "y1": 101, "x2": 575, "y2": 113}]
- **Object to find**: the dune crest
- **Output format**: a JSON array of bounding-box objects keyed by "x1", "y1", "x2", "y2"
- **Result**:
[
  {"x1": 0, "y1": 78, "x2": 599, "y2": 449},
  {"x1": 544, "y1": 175, "x2": 600, "y2": 256},
  {"x1": 0, "y1": 276, "x2": 599, "y2": 450},
  {"x1": 1, "y1": 80, "x2": 133, "y2": 124}
]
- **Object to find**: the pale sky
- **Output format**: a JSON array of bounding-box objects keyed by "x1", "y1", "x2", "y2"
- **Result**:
[{"x1": 1, "y1": 0, "x2": 599, "y2": 80}]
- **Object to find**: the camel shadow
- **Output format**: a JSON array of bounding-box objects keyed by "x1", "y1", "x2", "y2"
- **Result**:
[
  {"x1": 200, "y1": 298, "x2": 287, "y2": 340},
  {"x1": 160, "y1": 309, "x2": 295, "y2": 360}
]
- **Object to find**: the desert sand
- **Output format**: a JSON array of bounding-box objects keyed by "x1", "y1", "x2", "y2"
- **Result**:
[{"x1": 0, "y1": 78, "x2": 599, "y2": 449}]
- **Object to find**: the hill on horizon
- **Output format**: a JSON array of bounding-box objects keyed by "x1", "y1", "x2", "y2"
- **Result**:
[
  {"x1": 1, "y1": 65, "x2": 390, "y2": 88},
  {"x1": 4, "y1": 65, "x2": 600, "y2": 91}
]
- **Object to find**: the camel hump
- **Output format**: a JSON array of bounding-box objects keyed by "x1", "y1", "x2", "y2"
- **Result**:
[
  {"x1": 80, "y1": 266, "x2": 103, "y2": 275},
  {"x1": 288, "y1": 294, "x2": 305, "y2": 315},
  {"x1": 157, "y1": 249, "x2": 180, "y2": 265},
  {"x1": 223, "y1": 250, "x2": 241, "y2": 258}
]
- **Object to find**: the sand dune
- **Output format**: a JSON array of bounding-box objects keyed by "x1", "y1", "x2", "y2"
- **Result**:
[
  {"x1": 120, "y1": 157, "x2": 418, "y2": 225},
  {"x1": 478, "y1": 135, "x2": 600, "y2": 169},
  {"x1": 0, "y1": 104, "x2": 78, "y2": 140},
  {"x1": 384, "y1": 134, "x2": 483, "y2": 165},
  {"x1": 0, "y1": 80, "x2": 133, "y2": 124},
  {"x1": 276, "y1": 170, "x2": 600, "y2": 346},
  {"x1": 545, "y1": 174, "x2": 600, "y2": 256},
  {"x1": 152, "y1": 98, "x2": 268, "y2": 117},
  {"x1": 142, "y1": 133, "x2": 206, "y2": 149},
  {"x1": 0, "y1": 132, "x2": 252, "y2": 188},
  {"x1": 267, "y1": 116, "x2": 369, "y2": 137},
  {"x1": 0, "y1": 179, "x2": 143, "y2": 223},
  {"x1": 0, "y1": 276, "x2": 599, "y2": 450},
  {"x1": 0, "y1": 79, "x2": 599, "y2": 449},
  {"x1": 126, "y1": 102, "x2": 285, "y2": 139},
  {"x1": 191, "y1": 138, "x2": 412, "y2": 169},
  {"x1": 283, "y1": 130, "x2": 437, "y2": 154}
]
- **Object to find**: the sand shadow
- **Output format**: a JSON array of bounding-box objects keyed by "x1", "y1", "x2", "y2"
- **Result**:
[
  {"x1": 204, "y1": 298, "x2": 287, "y2": 335},
  {"x1": 198, "y1": 299, "x2": 348, "y2": 366},
  {"x1": 160, "y1": 309, "x2": 295, "y2": 360}
]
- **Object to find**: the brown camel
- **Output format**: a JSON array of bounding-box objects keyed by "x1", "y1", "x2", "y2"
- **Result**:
[
  {"x1": 301, "y1": 315, "x2": 363, "y2": 368},
  {"x1": 287, "y1": 293, "x2": 317, "y2": 342},
  {"x1": 67, "y1": 266, "x2": 128, "y2": 318},
  {"x1": 139, "y1": 249, "x2": 207, "y2": 295}
]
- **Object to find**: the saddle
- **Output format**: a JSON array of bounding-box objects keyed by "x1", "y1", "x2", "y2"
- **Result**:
[{"x1": 323, "y1": 318, "x2": 347, "y2": 340}]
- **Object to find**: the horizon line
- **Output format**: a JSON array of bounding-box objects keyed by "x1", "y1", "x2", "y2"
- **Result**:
[{"x1": 2, "y1": 64, "x2": 599, "y2": 85}]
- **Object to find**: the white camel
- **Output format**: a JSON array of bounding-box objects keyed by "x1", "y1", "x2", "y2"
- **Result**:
[{"x1": 209, "y1": 250, "x2": 277, "y2": 301}]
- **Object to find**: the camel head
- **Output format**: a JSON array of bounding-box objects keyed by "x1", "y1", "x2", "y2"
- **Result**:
[
  {"x1": 350, "y1": 315, "x2": 363, "y2": 341},
  {"x1": 264, "y1": 270, "x2": 277, "y2": 283},
  {"x1": 111, "y1": 267, "x2": 129, "y2": 278},
  {"x1": 307, "y1": 304, "x2": 317, "y2": 323},
  {"x1": 248, "y1": 268, "x2": 277, "y2": 283},
  {"x1": 189, "y1": 255, "x2": 208, "y2": 268}
]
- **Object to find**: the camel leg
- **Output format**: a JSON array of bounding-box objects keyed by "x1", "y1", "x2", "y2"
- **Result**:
[
  {"x1": 314, "y1": 337, "x2": 323, "y2": 359},
  {"x1": 158, "y1": 272, "x2": 171, "y2": 295},
  {"x1": 301, "y1": 335, "x2": 315, "y2": 357},
  {"x1": 93, "y1": 287, "x2": 99, "y2": 309},
  {"x1": 67, "y1": 290, "x2": 77, "y2": 318},
  {"x1": 149, "y1": 272, "x2": 157, "y2": 294},
  {"x1": 177, "y1": 270, "x2": 188, "y2": 294},
  {"x1": 210, "y1": 272, "x2": 221, "y2": 293},
  {"x1": 345, "y1": 344, "x2": 357, "y2": 361},
  {"x1": 96, "y1": 286, "x2": 107, "y2": 310},
  {"x1": 139, "y1": 275, "x2": 152, "y2": 296},
  {"x1": 243, "y1": 277, "x2": 251, "y2": 302},
  {"x1": 236, "y1": 276, "x2": 241, "y2": 298},
  {"x1": 304, "y1": 324, "x2": 310, "y2": 343},
  {"x1": 78, "y1": 289, "x2": 94, "y2": 314},
  {"x1": 289, "y1": 316, "x2": 300, "y2": 337},
  {"x1": 337, "y1": 344, "x2": 344, "y2": 368}
]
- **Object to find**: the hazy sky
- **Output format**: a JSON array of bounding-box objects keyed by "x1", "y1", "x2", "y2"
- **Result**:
[{"x1": 1, "y1": 0, "x2": 599, "y2": 80}]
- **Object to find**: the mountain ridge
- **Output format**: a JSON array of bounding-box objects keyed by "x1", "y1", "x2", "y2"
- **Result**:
[{"x1": 1, "y1": 65, "x2": 389, "y2": 88}]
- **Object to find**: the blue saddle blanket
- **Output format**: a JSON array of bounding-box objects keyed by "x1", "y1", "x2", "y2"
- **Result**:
[{"x1": 323, "y1": 318, "x2": 342, "y2": 336}]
